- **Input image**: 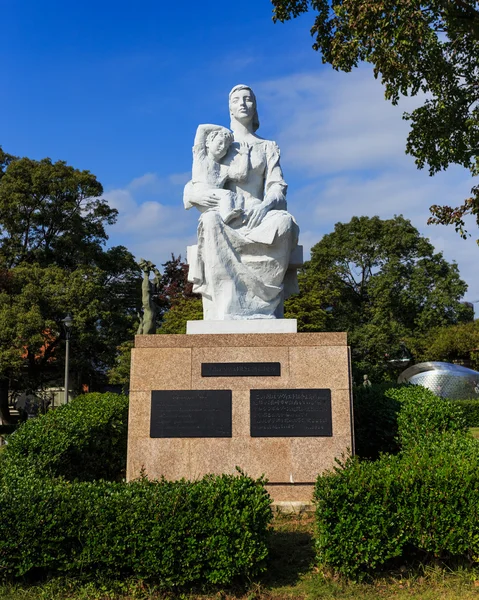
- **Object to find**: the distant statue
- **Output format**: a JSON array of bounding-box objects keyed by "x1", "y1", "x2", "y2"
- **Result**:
[
  {"x1": 137, "y1": 259, "x2": 160, "y2": 334},
  {"x1": 183, "y1": 84, "x2": 300, "y2": 320},
  {"x1": 363, "y1": 374, "x2": 372, "y2": 388}
]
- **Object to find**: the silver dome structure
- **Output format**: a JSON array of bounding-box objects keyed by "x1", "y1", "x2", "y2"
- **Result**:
[{"x1": 398, "y1": 361, "x2": 479, "y2": 400}]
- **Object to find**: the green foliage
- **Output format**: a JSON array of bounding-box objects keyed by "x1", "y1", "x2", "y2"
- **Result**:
[
  {"x1": 454, "y1": 398, "x2": 479, "y2": 427},
  {"x1": 315, "y1": 434, "x2": 479, "y2": 580},
  {"x1": 386, "y1": 385, "x2": 468, "y2": 449},
  {"x1": 158, "y1": 297, "x2": 203, "y2": 334},
  {"x1": 0, "y1": 150, "x2": 141, "y2": 406},
  {"x1": 108, "y1": 340, "x2": 134, "y2": 391},
  {"x1": 289, "y1": 216, "x2": 468, "y2": 382},
  {"x1": 407, "y1": 319, "x2": 479, "y2": 371},
  {"x1": 0, "y1": 392, "x2": 272, "y2": 586},
  {"x1": 353, "y1": 383, "x2": 401, "y2": 459},
  {"x1": 2, "y1": 393, "x2": 129, "y2": 482},
  {"x1": 271, "y1": 0, "x2": 479, "y2": 239},
  {"x1": 314, "y1": 385, "x2": 479, "y2": 579},
  {"x1": 0, "y1": 472, "x2": 272, "y2": 585},
  {"x1": 284, "y1": 269, "x2": 337, "y2": 331},
  {"x1": 0, "y1": 156, "x2": 115, "y2": 269}
]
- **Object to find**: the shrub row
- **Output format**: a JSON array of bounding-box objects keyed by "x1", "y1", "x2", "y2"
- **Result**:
[
  {"x1": 2, "y1": 392, "x2": 129, "y2": 482},
  {"x1": 353, "y1": 383, "x2": 476, "y2": 458},
  {"x1": 385, "y1": 385, "x2": 468, "y2": 449},
  {"x1": 315, "y1": 385, "x2": 477, "y2": 579},
  {"x1": 454, "y1": 398, "x2": 479, "y2": 427},
  {"x1": 0, "y1": 394, "x2": 272, "y2": 586},
  {"x1": 353, "y1": 383, "x2": 402, "y2": 459},
  {"x1": 0, "y1": 470, "x2": 272, "y2": 585},
  {"x1": 315, "y1": 434, "x2": 479, "y2": 580}
]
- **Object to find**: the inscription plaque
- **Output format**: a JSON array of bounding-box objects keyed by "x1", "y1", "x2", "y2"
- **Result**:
[
  {"x1": 202, "y1": 362, "x2": 281, "y2": 377},
  {"x1": 250, "y1": 389, "x2": 332, "y2": 437},
  {"x1": 150, "y1": 390, "x2": 232, "y2": 438}
]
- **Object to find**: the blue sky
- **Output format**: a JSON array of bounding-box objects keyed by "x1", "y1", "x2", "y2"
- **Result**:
[{"x1": 3, "y1": 1, "x2": 478, "y2": 308}]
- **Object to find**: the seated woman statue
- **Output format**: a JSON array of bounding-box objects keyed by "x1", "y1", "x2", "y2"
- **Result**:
[{"x1": 183, "y1": 84, "x2": 300, "y2": 320}]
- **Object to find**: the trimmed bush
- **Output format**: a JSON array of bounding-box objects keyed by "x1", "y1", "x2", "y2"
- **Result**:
[
  {"x1": 386, "y1": 385, "x2": 467, "y2": 449},
  {"x1": 454, "y1": 398, "x2": 479, "y2": 427},
  {"x1": 0, "y1": 471, "x2": 272, "y2": 585},
  {"x1": 314, "y1": 433, "x2": 479, "y2": 580},
  {"x1": 2, "y1": 393, "x2": 129, "y2": 482},
  {"x1": 314, "y1": 386, "x2": 479, "y2": 579},
  {"x1": 353, "y1": 383, "x2": 401, "y2": 459}
]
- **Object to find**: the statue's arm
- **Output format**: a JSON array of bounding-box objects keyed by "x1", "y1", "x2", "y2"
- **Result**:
[
  {"x1": 183, "y1": 180, "x2": 223, "y2": 211},
  {"x1": 193, "y1": 124, "x2": 225, "y2": 147},
  {"x1": 245, "y1": 141, "x2": 288, "y2": 230},
  {"x1": 263, "y1": 141, "x2": 288, "y2": 210}
]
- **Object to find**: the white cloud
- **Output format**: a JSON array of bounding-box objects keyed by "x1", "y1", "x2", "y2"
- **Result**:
[
  {"x1": 104, "y1": 172, "x2": 198, "y2": 267},
  {"x1": 128, "y1": 172, "x2": 163, "y2": 192},
  {"x1": 257, "y1": 69, "x2": 421, "y2": 175}
]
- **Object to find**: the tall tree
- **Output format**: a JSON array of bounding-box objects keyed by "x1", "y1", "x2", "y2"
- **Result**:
[
  {"x1": 0, "y1": 151, "x2": 140, "y2": 422},
  {"x1": 287, "y1": 215, "x2": 470, "y2": 382},
  {"x1": 155, "y1": 254, "x2": 197, "y2": 321},
  {"x1": 271, "y1": 0, "x2": 479, "y2": 240},
  {"x1": 0, "y1": 156, "x2": 117, "y2": 269}
]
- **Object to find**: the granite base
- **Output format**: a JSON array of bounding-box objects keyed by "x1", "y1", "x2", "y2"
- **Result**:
[{"x1": 127, "y1": 332, "x2": 353, "y2": 502}]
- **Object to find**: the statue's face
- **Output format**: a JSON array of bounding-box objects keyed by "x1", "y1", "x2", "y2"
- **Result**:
[
  {"x1": 230, "y1": 88, "x2": 255, "y2": 122},
  {"x1": 207, "y1": 131, "x2": 230, "y2": 160}
]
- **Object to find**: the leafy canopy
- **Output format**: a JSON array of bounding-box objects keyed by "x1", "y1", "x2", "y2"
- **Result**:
[
  {"x1": 271, "y1": 0, "x2": 479, "y2": 240},
  {"x1": 0, "y1": 155, "x2": 117, "y2": 269},
  {"x1": 407, "y1": 319, "x2": 479, "y2": 370},
  {"x1": 287, "y1": 215, "x2": 470, "y2": 381},
  {"x1": 0, "y1": 149, "x2": 141, "y2": 417}
]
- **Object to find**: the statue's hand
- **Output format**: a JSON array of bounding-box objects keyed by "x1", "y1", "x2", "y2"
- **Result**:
[
  {"x1": 200, "y1": 191, "x2": 221, "y2": 208},
  {"x1": 245, "y1": 203, "x2": 269, "y2": 230},
  {"x1": 238, "y1": 141, "x2": 250, "y2": 156}
]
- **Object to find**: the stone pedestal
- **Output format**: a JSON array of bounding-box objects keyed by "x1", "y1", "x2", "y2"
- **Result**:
[{"x1": 127, "y1": 332, "x2": 354, "y2": 503}]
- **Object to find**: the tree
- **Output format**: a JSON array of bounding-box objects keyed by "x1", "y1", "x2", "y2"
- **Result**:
[
  {"x1": 155, "y1": 254, "x2": 197, "y2": 320},
  {"x1": 108, "y1": 256, "x2": 201, "y2": 390},
  {"x1": 407, "y1": 319, "x2": 479, "y2": 370},
  {"x1": 287, "y1": 215, "x2": 470, "y2": 382},
  {"x1": 158, "y1": 297, "x2": 203, "y2": 334},
  {"x1": 271, "y1": 0, "x2": 479, "y2": 240},
  {"x1": 0, "y1": 147, "x2": 15, "y2": 180},
  {"x1": 0, "y1": 156, "x2": 117, "y2": 269},
  {"x1": 0, "y1": 151, "x2": 140, "y2": 422}
]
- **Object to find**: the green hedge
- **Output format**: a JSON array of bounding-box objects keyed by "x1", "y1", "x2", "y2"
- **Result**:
[
  {"x1": 353, "y1": 383, "x2": 402, "y2": 459},
  {"x1": 0, "y1": 393, "x2": 273, "y2": 586},
  {"x1": 315, "y1": 386, "x2": 479, "y2": 580},
  {"x1": 0, "y1": 471, "x2": 272, "y2": 585},
  {"x1": 2, "y1": 393, "x2": 129, "y2": 482},
  {"x1": 386, "y1": 385, "x2": 467, "y2": 449},
  {"x1": 314, "y1": 434, "x2": 479, "y2": 580},
  {"x1": 454, "y1": 399, "x2": 479, "y2": 427}
]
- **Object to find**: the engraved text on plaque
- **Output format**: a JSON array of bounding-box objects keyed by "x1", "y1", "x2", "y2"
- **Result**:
[
  {"x1": 250, "y1": 389, "x2": 332, "y2": 437},
  {"x1": 150, "y1": 390, "x2": 232, "y2": 438}
]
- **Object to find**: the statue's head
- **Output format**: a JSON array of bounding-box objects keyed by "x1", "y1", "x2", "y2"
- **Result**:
[
  {"x1": 206, "y1": 128, "x2": 234, "y2": 161},
  {"x1": 229, "y1": 84, "x2": 259, "y2": 132}
]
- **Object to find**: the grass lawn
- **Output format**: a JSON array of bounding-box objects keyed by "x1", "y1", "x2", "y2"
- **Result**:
[
  {"x1": 470, "y1": 427, "x2": 479, "y2": 439},
  {"x1": 1, "y1": 513, "x2": 479, "y2": 600}
]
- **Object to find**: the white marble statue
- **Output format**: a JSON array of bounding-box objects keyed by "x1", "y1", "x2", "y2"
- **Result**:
[{"x1": 183, "y1": 84, "x2": 300, "y2": 320}]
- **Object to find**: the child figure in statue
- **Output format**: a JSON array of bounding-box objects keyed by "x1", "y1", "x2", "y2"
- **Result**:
[{"x1": 190, "y1": 124, "x2": 249, "y2": 224}]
